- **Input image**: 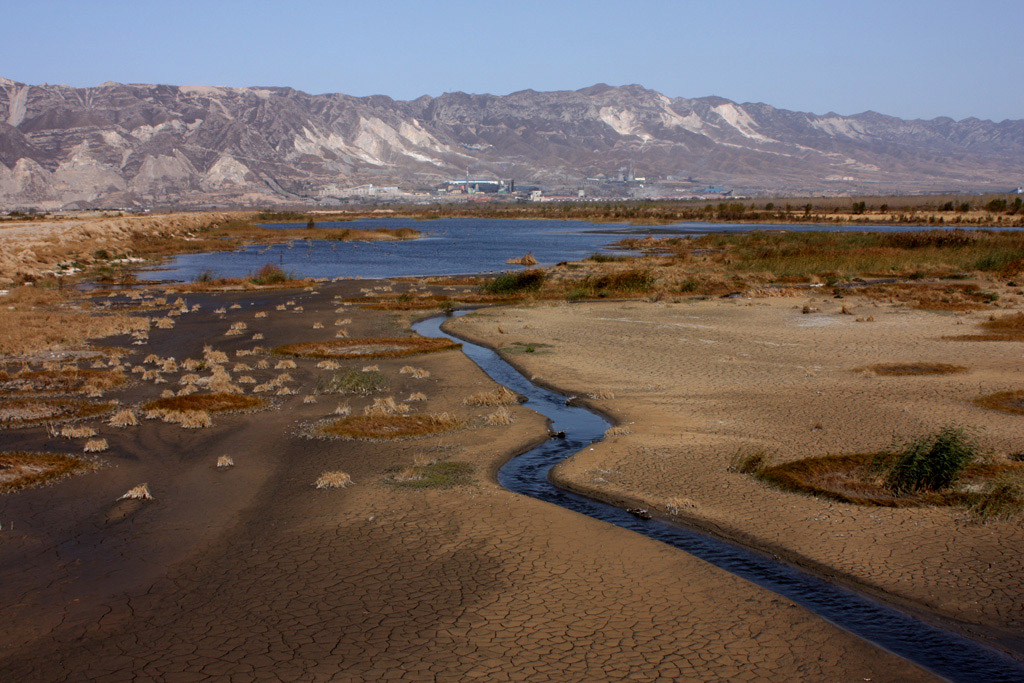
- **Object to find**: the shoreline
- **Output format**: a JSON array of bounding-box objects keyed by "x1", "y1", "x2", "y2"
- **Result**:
[{"x1": 447, "y1": 296, "x2": 1024, "y2": 660}]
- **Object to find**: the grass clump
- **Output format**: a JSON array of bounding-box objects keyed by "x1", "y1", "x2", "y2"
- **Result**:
[
  {"x1": 481, "y1": 269, "x2": 546, "y2": 295},
  {"x1": 966, "y1": 476, "x2": 1024, "y2": 520},
  {"x1": 464, "y1": 386, "x2": 520, "y2": 406},
  {"x1": 315, "y1": 470, "x2": 352, "y2": 489},
  {"x1": 142, "y1": 393, "x2": 263, "y2": 413},
  {"x1": 973, "y1": 390, "x2": 1024, "y2": 415},
  {"x1": 885, "y1": 426, "x2": 978, "y2": 494},
  {"x1": 0, "y1": 397, "x2": 115, "y2": 429},
  {"x1": 319, "y1": 370, "x2": 387, "y2": 395},
  {"x1": 728, "y1": 451, "x2": 769, "y2": 475},
  {"x1": 318, "y1": 412, "x2": 466, "y2": 440},
  {"x1": 83, "y1": 438, "x2": 108, "y2": 453},
  {"x1": 0, "y1": 451, "x2": 100, "y2": 493},
  {"x1": 484, "y1": 407, "x2": 515, "y2": 425},
  {"x1": 118, "y1": 483, "x2": 153, "y2": 501},
  {"x1": 216, "y1": 455, "x2": 234, "y2": 468},
  {"x1": 250, "y1": 264, "x2": 291, "y2": 285},
  {"x1": 274, "y1": 336, "x2": 459, "y2": 359},
  {"x1": 387, "y1": 461, "x2": 473, "y2": 489}
]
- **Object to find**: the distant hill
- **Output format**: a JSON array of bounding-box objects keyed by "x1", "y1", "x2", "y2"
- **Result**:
[{"x1": 1, "y1": 78, "x2": 1022, "y2": 208}]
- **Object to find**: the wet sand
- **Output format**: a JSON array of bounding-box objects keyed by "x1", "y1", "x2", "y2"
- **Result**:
[
  {"x1": 450, "y1": 295, "x2": 1024, "y2": 656},
  {"x1": 0, "y1": 282, "x2": 935, "y2": 681}
]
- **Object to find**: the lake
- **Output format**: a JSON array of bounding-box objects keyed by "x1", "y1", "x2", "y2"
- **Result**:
[{"x1": 138, "y1": 217, "x2": 997, "y2": 283}]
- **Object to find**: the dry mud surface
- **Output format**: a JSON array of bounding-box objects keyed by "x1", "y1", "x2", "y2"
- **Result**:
[
  {"x1": 451, "y1": 296, "x2": 1024, "y2": 654},
  {"x1": 0, "y1": 283, "x2": 937, "y2": 681}
]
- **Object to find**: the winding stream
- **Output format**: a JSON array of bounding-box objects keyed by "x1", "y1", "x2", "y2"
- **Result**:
[{"x1": 413, "y1": 310, "x2": 1024, "y2": 683}]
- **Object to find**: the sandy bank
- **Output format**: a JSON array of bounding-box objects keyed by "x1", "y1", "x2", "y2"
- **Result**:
[{"x1": 450, "y1": 295, "x2": 1024, "y2": 653}]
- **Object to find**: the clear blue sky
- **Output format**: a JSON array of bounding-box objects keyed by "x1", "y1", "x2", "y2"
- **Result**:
[{"x1": 2, "y1": 0, "x2": 1021, "y2": 122}]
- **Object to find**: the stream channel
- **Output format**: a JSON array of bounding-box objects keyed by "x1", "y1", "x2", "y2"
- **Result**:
[{"x1": 412, "y1": 310, "x2": 1024, "y2": 683}]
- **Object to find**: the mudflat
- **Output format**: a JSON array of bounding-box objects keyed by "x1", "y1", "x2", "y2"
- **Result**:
[
  {"x1": 0, "y1": 281, "x2": 935, "y2": 681},
  {"x1": 450, "y1": 294, "x2": 1024, "y2": 654}
]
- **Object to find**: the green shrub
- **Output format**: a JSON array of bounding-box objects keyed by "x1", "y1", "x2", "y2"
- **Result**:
[
  {"x1": 250, "y1": 263, "x2": 290, "y2": 285},
  {"x1": 885, "y1": 426, "x2": 977, "y2": 494},
  {"x1": 481, "y1": 269, "x2": 546, "y2": 294}
]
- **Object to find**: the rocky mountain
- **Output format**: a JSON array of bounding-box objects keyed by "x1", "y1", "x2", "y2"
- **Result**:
[{"x1": 1, "y1": 78, "x2": 1022, "y2": 209}]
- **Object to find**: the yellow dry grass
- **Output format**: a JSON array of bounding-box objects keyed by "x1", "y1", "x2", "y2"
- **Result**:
[
  {"x1": 274, "y1": 336, "x2": 459, "y2": 359},
  {"x1": 142, "y1": 393, "x2": 263, "y2": 413},
  {"x1": 0, "y1": 397, "x2": 115, "y2": 429},
  {"x1": 317, "y1": 412, "x2": 465, "y2": 440},
  {"x1": 464, "y1": 386, "x2": 520, "y2": 406},
  {"x1": 0, "y1": 451, "x2": 100, "y2": 493},
  {"x1": 314, "y1": 470, "x2": 353, "y2": 489}
]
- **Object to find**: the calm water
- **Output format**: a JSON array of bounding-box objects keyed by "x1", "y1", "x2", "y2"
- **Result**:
[{"x1": 139, "y1": 217, "x2": 983, "y2": 283}]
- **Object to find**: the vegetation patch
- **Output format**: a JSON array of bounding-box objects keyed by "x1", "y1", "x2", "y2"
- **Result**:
[
  {"x1": 857, "y1": 362, "x2": 967, "y2": 376},
  {"x1": 973, "y1": 390, "x2": 1024, "y2": 415},
  {"x1": 275, "y1": 336, "x2": 459, "y2": 359},
  {"x1": 0, "y1": 451, "x2": 100, "y2": 493},
  {"x1": 752, "y1": 427, "x2": 1023, "y2": 512},
  {"x1": 0, "y1": 397, "x2": 116, "y2": 429},
  {"x1": 142, "y1": 393, "x2": 265, "y2": 413},
  {"x1": 317, "y1": 370, "x2": 387, "y2": 395},
  {"x1": 464, "y1": 386, "x2": 521, "y2": 406},
  {"x1": 481, "y1": 269, "x2": 546, "y2": 295},
  {"x1": 947, "y1": 313, "x2": 1024, "y2": 341},
  {"x1": 386, "y1": 461, "x2": 473, "y2": 488},
  {"x1": 317, "y1": 412, "x2": 466, "y2": 440},
  {"x1": 0, "y1": 367, "x2": 127, "y2": 394}
]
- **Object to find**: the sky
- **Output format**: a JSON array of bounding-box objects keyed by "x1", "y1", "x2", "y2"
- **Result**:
[{"x1": 1, "y1": 0, "x2": 1021, "y2": 122}]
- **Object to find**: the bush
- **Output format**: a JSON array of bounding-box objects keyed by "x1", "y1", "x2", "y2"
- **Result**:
[
  {"x1": 250, "y1": 264, "x2": 290, "y2": 285},
  {"x1": 587, "y1": 268, "x2": 656, "y2": 293},
  {"x1": 885, "y1": 426, "x2": 977, "y2": 494},
  {"x1": 481, "y1": 269, "x2": 546, "y2": 295}
]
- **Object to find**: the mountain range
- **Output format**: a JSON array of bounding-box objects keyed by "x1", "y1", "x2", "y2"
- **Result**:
[{"x1": 1, "y1": 78, "x2": 1022, "y2": 209}]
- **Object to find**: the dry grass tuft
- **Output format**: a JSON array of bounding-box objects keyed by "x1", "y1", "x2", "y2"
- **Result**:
[
  {"x1": 400, "y1": 365, "x2": 431, "y2": 379},
  {"x1": 858, "y1": 363, "x2": 968, "y2": 376},
  {"x1": 333, "y1": 403, "x2": 351, "y2": 416},
  {"x1": 108, "y1": 409, "x2": 138, "y2": 427},
  {"x1": 303, "y1": 395, "x2": 317, "y2": 404},
  {"x1": 0, "y1": 451, "x2": 100, "y2": 493},
  {"x1": 464, "y1": 386, "x2": 520, "y2": 407},
  {"x1": 316, "y1": 360, "x2": 341, "y2": 370},
  {"x1": 84, "y1": 438, "x2": 108, "y2": 453},
  {"x1": 118, "y1": 483, "x2": 153, "y2": 501},
  {"x1": 318, "y1": 412, "x2": 466, "y2": 440},
  {"x1": 361, "y1": 364, "x2": 379, "y2": 372},
  {"x1": 216, "y1": 455, "x2": 234, "y2": 468},
  {"x1": 974, "y1": 390, "x2": 1024, "y2": 415},
  {"x1": 61, "y1": 424, "x2": 97, "y2": 438},
  {"x1": 589, "y1": 389, "x2": 615, "y2": 399},
  {"x1": 275, "y1": 359, "x2": 297, "y2": 369},
  {"x1": 364, "y1": 396, "x2": 411, "y2": 416},
  {"x1": 484, "y1": 407, "x2": 515, "y2": 425},
  {"x1": 406, "y1": 392, "x2": 427, "y2": 402},
  {"x1": 0, "y1": 397, "x2": 115, "y2": 429},
  {"x1": 255, "y1": 311, "x2": 267, "y2": 318},
  {"x1": 606, "y1": 425, "x2": 633, "y2": 436},
  {"x1": 315, "y1": 470, "x2": 353, "y2": 489},
  {"x1": 143, "y1": 393, "x2": 263, "y2": 413},
  {"x1": 274, "y1": 336, "x2": 460, "y2": 359}
]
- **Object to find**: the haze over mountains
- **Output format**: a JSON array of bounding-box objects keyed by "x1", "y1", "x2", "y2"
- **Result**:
[{"x1": 1, "y1": 77, "x2": 1022, "y2": 209}]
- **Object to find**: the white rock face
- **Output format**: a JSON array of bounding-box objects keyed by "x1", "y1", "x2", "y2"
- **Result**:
[
  {"x1": 202, "y1": 156, "x2": 254, "y2": 190},
  {"x1": 0, "y1": 78, "x2": 1021, "y2": 207}
]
